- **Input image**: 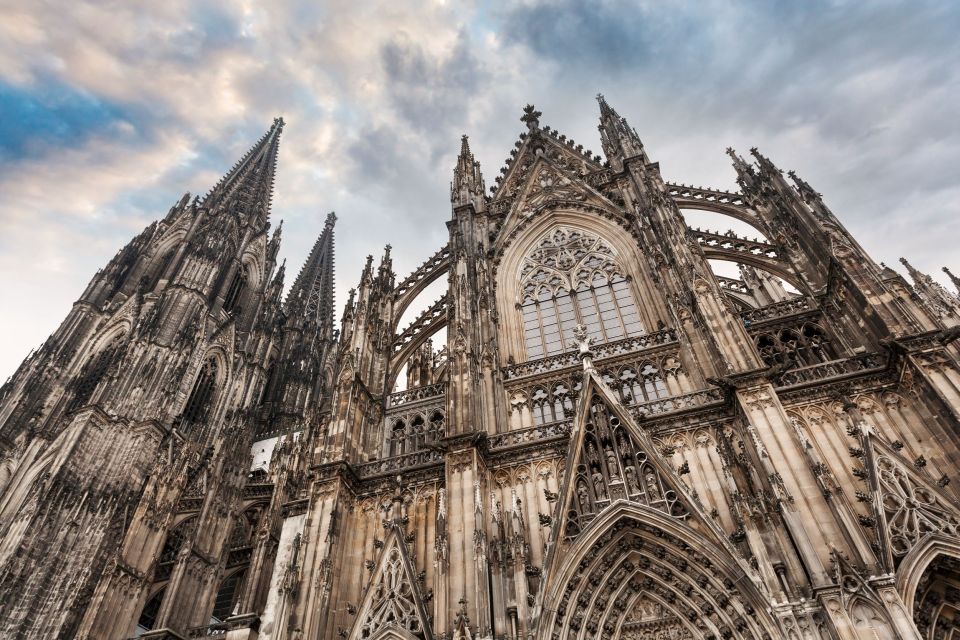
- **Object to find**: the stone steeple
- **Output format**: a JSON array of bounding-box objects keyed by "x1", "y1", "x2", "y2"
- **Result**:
[
  {"x1": 451, "y1": 135, "x2": 486, "y2": 211},
  {"x1": 597, "y1": 93, "x2": 648, "y2": 170},
  {"x1": 285, "y1": 211, "x2": 337, "y2": 333},
  {"x1": 944, "y1": 266, "x2": 960, "y2": 294},
  {"x1": 203, "y1": 116, "x2": 285, "y2": 228}
]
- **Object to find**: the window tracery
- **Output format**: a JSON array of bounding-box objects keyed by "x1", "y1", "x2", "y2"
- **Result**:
[
  {"x1": 358, "y1": 546, "x2": 425, "y2": 639},
  {"x1": 754, "y1": 322, "x2": 833, "y2": 368},
  {"x1": 519, "y1": 227, "x2": 643, "y2": 358},
  {"x1": 386, "y1": 409, "x2": 444, "y2": 456},
  {"x1": 876, "y1": 454, "x2": 960, "y2": 558}
]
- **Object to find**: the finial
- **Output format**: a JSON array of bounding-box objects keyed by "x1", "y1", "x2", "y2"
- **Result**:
[
  {"x1": 521, "y1": 104, "x2": 542, "y2": 131},
  {"x1": 324, "y1": 211, "x2": 337, "y2": 227},
  {"x1": 571, "y1": 324, "x2": 595, "y2": 371}
]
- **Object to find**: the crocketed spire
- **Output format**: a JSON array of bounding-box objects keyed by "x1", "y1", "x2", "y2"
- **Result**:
[
  {"x1": 285, "y1": 211, "x2": 336, "y2": 332},
  {"x1": 203, "y1": 117, "x2": 285, "y2": 227},
  {"x1": 451, "y1": 135, "x2": 486, "y2": 209}
]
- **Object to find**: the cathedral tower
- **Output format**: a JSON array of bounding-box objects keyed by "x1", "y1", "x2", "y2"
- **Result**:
[{"x1": 1, "y1": 101, "x2": 960, "y2": 640}]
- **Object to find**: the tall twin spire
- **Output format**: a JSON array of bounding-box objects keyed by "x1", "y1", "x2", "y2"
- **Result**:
[
  {"x1": 204, "y1": 117, "x2": 285, "y2": 224},
  {"x1": 285, "y1": 212, "x2": 337, "y2": 331},
  {"x1": 203, "y1": 117, "x2": 337, "y2": 330}
]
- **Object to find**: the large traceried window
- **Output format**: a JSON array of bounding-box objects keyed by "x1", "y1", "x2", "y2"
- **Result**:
[{"x1": 519, "y1": 227, "x2": 644, "y2": 358}]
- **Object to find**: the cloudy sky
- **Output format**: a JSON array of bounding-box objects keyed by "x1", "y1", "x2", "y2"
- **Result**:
[{"x1": 1, "y1": 0, "x2": 958, "y2": 379}]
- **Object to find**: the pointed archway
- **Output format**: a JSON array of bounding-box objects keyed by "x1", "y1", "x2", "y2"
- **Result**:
[
  {"x1": 534, "y1": 344, "x2": 779, "y2": 639},
  {"x1": 536, "y1": 501, "x2": 778, "y2": 640}
]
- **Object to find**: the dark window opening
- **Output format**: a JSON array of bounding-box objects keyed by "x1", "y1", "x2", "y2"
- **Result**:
[
  {"x1": 182, "y1": 359, "x2": 218, "y2": 428},
  {"x1": 68, "y1": 338, "x2": 125, "y2": 412}
]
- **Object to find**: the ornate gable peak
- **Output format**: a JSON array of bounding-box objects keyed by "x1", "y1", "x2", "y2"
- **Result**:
[
  {"x1": 539, "y1": 367, "x2": 751, "y2": 580},
  {"x1": 490, "y1": 106, "x2": 605, "y2": 204},
  {"x1": 350, "y1": 490, "x2": 434, "y2": 640},
  {"x1": 492, "y1": 155, "x2": 623, "y2": 256},
  {"x1": 853, "y1": 424, "x2": 960, "y2": 567}
]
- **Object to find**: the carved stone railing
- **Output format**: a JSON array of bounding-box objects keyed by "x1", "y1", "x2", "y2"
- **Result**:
[
  {"x1": 630, "y1": 387, "x2": 725, "y2": 419},
  {"x1": 186, "y1": 624, "x2": 228, "y2": 638},
  {"x1": 243, "y1": 482, "x2": 274, "y2": 500},
  {"x1": 666, "y1": 183, "x2": 747, "y2": 208},
  {"x1": 775, "y1": 353, "x2": 887, "y2": 388},
  {"x1": 487, "y1": 387, "x2": 725, "y2": 454},
  {"x1": 487, "y1": 420, "x2": 572, "y2": 451},
  {"x1": 585, "y1": 169, "x2": 614, "y2": 187},
  {"x1": 717, "y1": 276, "x2": 750, "y2": 295},
  {"x1": 355, "y1": 448, "x2": 445, "y2": 479},
  {"x1": 393, "y1": 244, "x2": 451, "y2": 300},
  {"x1": 691, "y1": 228, "x2": 778, "y2": 260},
  {"x1": 741, "y1": 297, "x2": 815, "y2": 325},
  {"x1": 393, "y1": 293, "x2": 449, "y2": 353},
  {"x1": 503, "y1": 329, "x2": 678, "y2": 381},
  {"x1": 226, "y1": 545, "x2": 253, "y2": 568},
  {"x1": 387, "y1": 382, "x2": 447, "y2": 409}
]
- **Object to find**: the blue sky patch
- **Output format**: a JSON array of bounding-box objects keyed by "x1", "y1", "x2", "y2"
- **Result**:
[{"x1": 0, "y1": 79, "x2": 128, "y2": 160}]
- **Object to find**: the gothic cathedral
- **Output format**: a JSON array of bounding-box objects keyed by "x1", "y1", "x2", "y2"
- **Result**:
[{"x1": 1, "y1": 99, "x2": 959, "y2": 640}]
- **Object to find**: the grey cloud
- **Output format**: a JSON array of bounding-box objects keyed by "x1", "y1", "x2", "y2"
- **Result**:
[{"x1": 379, "y1": 29, "x2": 485, "y2": 155}]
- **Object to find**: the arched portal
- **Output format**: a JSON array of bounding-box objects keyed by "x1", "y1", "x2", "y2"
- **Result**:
[
  {"x1": 911, "y1": 553, "x2": 960, "y2": 638},
  {"x1": 538, "y1": 502, "x2": 778, "y2": 640}
]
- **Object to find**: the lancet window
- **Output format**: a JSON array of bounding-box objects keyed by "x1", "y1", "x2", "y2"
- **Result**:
[
  {"x1": 223, "y1": 264, "x2": 249, "y2": 313},
  {"x1": 211, "y1": 570, "x2": 247, "y2": 622},
  {"x1": 519, "y1": 227, "x2": 644, "y2": 358},
  {"x1": 68, "y1": 337, "x2": 126, "y2": 412},
  {"x1": 387, "y1": 409, "x2": 445, "y2": 456},
  {"x1": 148, "y1": 249, "x2": 176, "y2": 292},
  {"x1": 182, "y1": 358, "x2": 219, "y2": 429}
]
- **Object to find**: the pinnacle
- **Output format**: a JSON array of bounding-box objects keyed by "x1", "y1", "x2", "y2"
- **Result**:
[
  {"x1": 943, "y1": 267, "x2": 960, "y2": 291},
  {"x1": 521, "y1": 104, "x2": 542, "y2": 131}
]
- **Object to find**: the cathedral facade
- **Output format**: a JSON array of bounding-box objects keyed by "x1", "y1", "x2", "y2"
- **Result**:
[{"x1": 1, "y1": 99, "x2": 959, "y2": 640}]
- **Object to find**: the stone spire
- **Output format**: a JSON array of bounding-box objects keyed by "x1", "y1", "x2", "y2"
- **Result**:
[
  {"x1": 750, "y1": 146, "x2": 782, "y2": 177},
  {"x1": 902, "y1": 258, "x2": 960, "y2": 322},
  {"x1": 285, "y1": 211, "x2": 336, "y2": 332},
  {"x1": 900, "y1": 257, "x2": 929, "y2": 285},
  {"x1": 596, "y1": 94, "x2": 647, "y2": 170},
  {"x1": 451, "y1": 135, "x2": 486, "y2": 210},
  {"x1": 943, "y1": 267, "x2": 960, "y2": 295},
  {"x1": 726, "y1": 147, "x2": 758, "y2": 194},
  {"x1": 203, "y1": 117, "x2": 285, "y2": 227},
  {"x1": 787, "y1": 169, "x2": 822, "y2": 205}
]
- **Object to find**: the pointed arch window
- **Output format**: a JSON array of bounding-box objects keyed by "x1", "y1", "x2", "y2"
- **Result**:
[
  {"x1": 223, "y1": 264, "x2": 249, "y2": 313},
  {"x1": 182, "y1": 358, "x2": 219, "y2": 429},
  {"x1": 519, "y1": 227, "x2": 644, "y2": 358},
  {"x1": 148, "y1": 249, "x2": 176, "y2": 292},
  {"x1": 68, "y1": 337, "x2": 125, "y2": 412}
]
